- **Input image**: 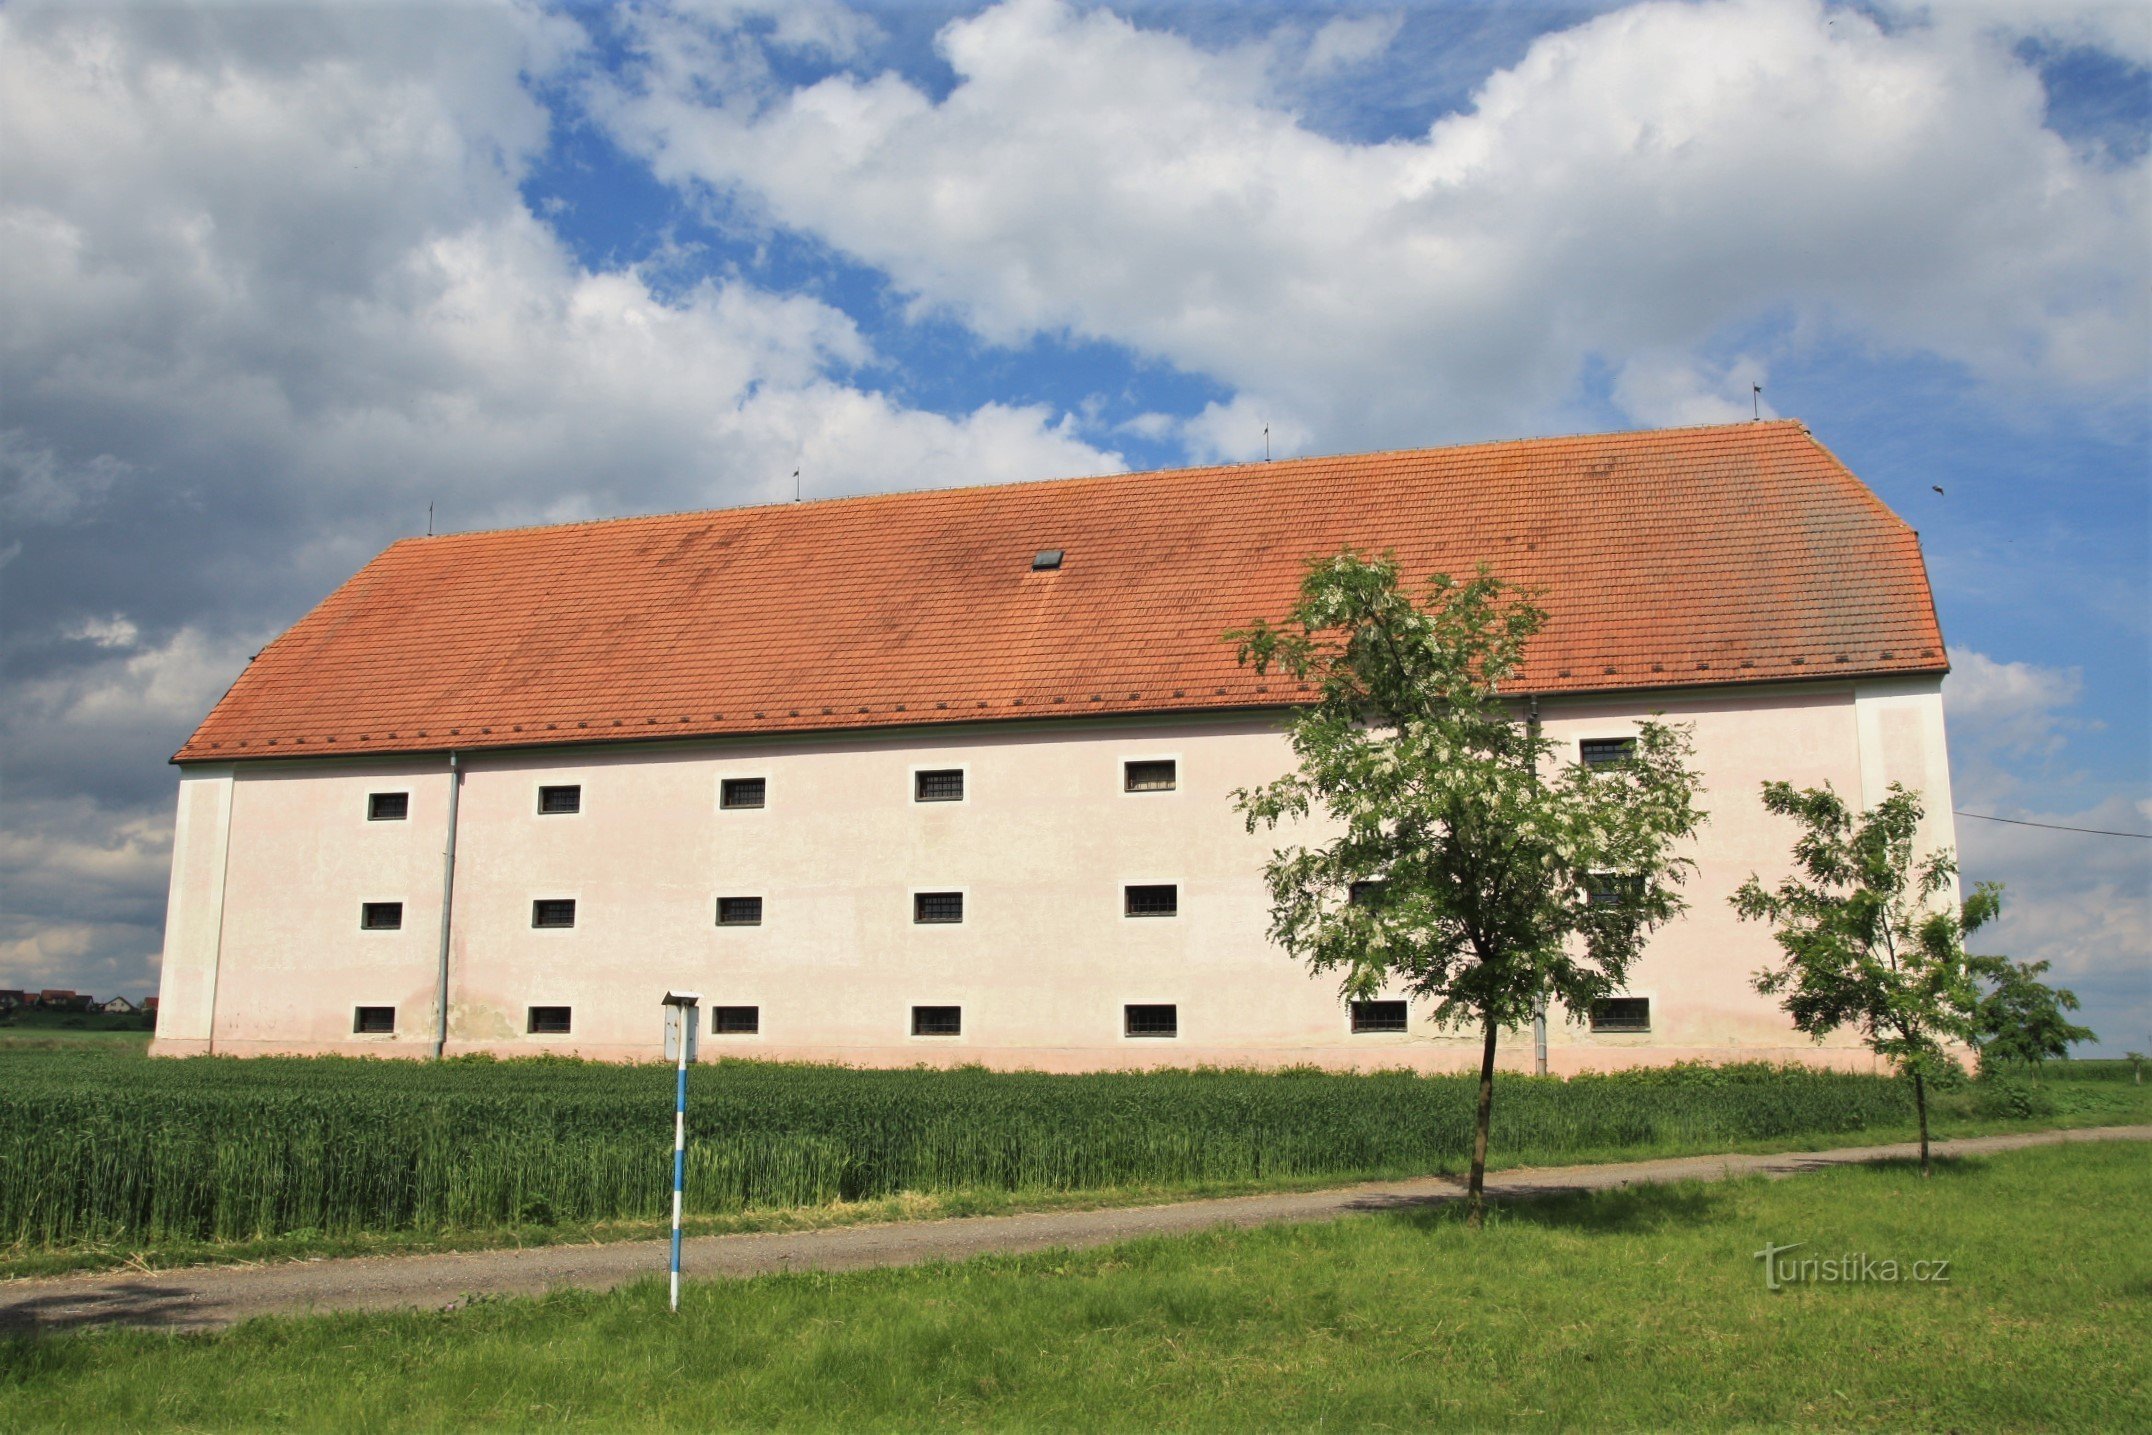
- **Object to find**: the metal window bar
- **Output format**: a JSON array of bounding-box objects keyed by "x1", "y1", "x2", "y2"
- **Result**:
[
  {"x1": 913, "y1": 891, "x2": 964, "y2": 924},
  {"x1": 911, "y1": 1005, "x2": 962, "y2": 1036},
  {"x1": 531, "y1": 899, "x2": 577, "y2": 929},
  {"x1": 1590, "y1": 998, "x2": 1651, "y2": 1033},
  {"x1": 1124, "y1": 884, "x2": 1178, "y2": 917},
  {"x1": 538, "y1": 784, "x2": 581, "y2": 814},
  {"x1": 720, "y1": 777, "x2": 767, "y2": 809},
  {"x1": 352, "y1": 1006, "x2": 395, "y2": 1034},
  {"x1": 1124, "y1": 760, "x2": 1176, "y2": 792},
  {"x1": 527, "y1": 1005, "x2": 572, "y2": 1034},
  {"x1": 914, "y1": 769, "x2": 965, "y2": 802},
  {"x1": 1124, "y1": 1003, "x2": 1178, "y2": 1037},
  {"x1": 1579, "y1": 737, "x2": 1637, "y2": 770},
  {"x1": 1350, "y1": 1000, "x2": 1409, "y2": 1033},
  {"x1": 712, "y1": 1005, "x2": 759, "y2": 1035},
  {"x1": 367, "y1": 792, "x2": 408, "y2": 821},
  {"x1": 361, "y1": 901, "x2": 403, "y2": 931},
  {"x1": 716, "y1": 896, "x2": 763, "y2": 927}
]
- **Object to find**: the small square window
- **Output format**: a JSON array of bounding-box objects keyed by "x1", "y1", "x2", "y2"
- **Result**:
[
  {"x1": 1580, "y1": 737, "x2": 1637, "y2": 770},
  {"x1": 1351, "y1": 999, "x2": 1409, "y2": 1034},
  {"x1": 538, "y1": 784, "x2": 581, "y2": 815},
  {"x1": 1348, "y1": 880, "x2": 1386, "y2": 908},
  {"x1": 532, "y1": 899, "x2": 577, "y2": 929},
  {"x1": 911, "y1": 1005, "x2": 962, "y2": 1036},
  {"x1": 1586, "y1": 874, "x2": 1645, "y2": 908},
  {"x1": 353, "y1": 1005, "x2": 395, "y2": 1035},
  {"x1": 720, "y1": 777, "x2": 766, "y2": 810},
  {"x1": 527, "y1": 1005, "x2": 572, "y2": 1035},
  {"x1": 1124, "y1": 884, "x2": 1178, "y2": 918},
  {"x1": 361, "y1": 901, "x2": 404, "y2": 931},
  {"x1": 712, "y1": 1005, "x2": 760, "y2": 1035},
  {"x1": 914, "y1": 769, "x2": 965, "y2": 803},
  {"x1": 914, "y1": 891, "x2": 964, "y2": 924},
  {"x1": 1124, "y1": 759, "x2": 1176, "y2": 792},
  {"x1": 1124, "y1": 1003, "x2": 1178, "y2": 1038},
  {"x1": 1590, "y1": 997, "x2": 1651, "y2": 1033},
  {"x1": 367, "y1": 792, "x2": 409, "y2": 822},
  {"x1": 716, "y1": 896, "x2": 763, "y2": 927}
]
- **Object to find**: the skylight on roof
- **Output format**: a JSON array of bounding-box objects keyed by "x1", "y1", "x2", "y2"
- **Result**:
[{"x1": 1032, "y1": 549, "x2": 1063, "y2": 570}]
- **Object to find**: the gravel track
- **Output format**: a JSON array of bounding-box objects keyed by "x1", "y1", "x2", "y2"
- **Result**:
[{"x1": 6, "y1": 1124, "x2": 2143, "y2": 1336}]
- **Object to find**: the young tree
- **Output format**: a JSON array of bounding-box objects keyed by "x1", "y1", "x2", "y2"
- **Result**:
[
  {"x1": 1970, "y1": 951, "x2": 2095, "y2": 1069},
  {"x1": 1230, "y1": 553, "x2": 1704, "y2": 1226},
  {"x1": 1732, "y1": 783, "x2": 1985, "y2": 1176}
]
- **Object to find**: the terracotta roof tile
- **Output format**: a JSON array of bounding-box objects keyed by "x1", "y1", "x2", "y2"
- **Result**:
[{"x1": 175, "y1": 420, "x2": 1946, "y2": 762}]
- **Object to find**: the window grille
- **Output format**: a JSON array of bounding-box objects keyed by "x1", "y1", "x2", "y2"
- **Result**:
[
  {"x1": 353, "y1": 1006, "x2": 395, "y2": 1034},
  {"x1": 527, "y1": 1006, "x2": 572, "y2": 1034},
  {"x1": 1124, "y1": 1003, "x2": 1178, "y2": 1037},
  {"x1": 712, "y1": 1006, "x2": 759, "y2": 1035},
  {"x1": 1580, "y1": 737, "x2": 1637, "y2": 770},
  {"x1": 361, "y1": 901, "x2": 404, "y2": 931},
  {"x1": 914, "y1": 891, "x2": 964, "y2": 924},
  {"x1": 720, "y1": 777, "x2": 767, "y2": 809},
  {"x1": 716, "y1": 896, "x2": 763, "y2": 927},
  {"x1": 532, "y1": 899, "x2": 577, "y2": 929},
  {"x1": 367, "y1": 792, "x2": 408, "y2": 821},
  {"x1": 914, "y1": 769, "x2": 965, "y2": 802},
  {"x1": 1590, "y1": 997, "x2": 1651, "y2": 1033},
  {"x1": 911, "y1": 1005, "x2": 962, "y2": 1036},
  {"x1": 1124, "y1": 759, "x2": 1177, "y2": 792},
  {"x1": 538, "y1": 784, "x2": 581, "y2": 814},
  {"x1": 1124, "y1": 884, "x2": 1178, "y2": 917},
  {"x1": 1351, "y1": 1000, "x2": 1409, "y2": 1033}
]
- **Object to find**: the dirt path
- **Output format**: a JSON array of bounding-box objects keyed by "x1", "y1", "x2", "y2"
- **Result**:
[{"x1": 7, "y1": 1124, "x2": 2144, "y2": 1336}]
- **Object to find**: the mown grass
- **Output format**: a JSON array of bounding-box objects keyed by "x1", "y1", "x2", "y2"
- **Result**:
[
  {"x1": 3, "y1": 1141, "x2": 2143, "y2": 1431},
  {"x1": 3, "y1": 1043, "x2": 2142, "y2": 1278}
]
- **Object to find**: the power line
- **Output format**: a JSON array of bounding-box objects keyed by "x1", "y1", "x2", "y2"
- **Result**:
[{"x1": 1954, "y1": 810, "x2": 2152, "y2": 841}]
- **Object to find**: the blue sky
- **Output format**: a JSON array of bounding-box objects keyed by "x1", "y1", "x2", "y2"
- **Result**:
[{"x1": 1, "y1": 0, "x2": 2146, "y2": 1050}]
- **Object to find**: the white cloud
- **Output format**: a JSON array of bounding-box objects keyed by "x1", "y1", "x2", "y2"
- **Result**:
[
  {"x1": 1302, "y1": 12, "x2": 1405, "y2": 75},
  {"x1": 598, "y1": 0, "x2": 2149, "y2": 448},
  {"x1": 1946, "y1": 650, "x2": 2088, "y2": 760}
]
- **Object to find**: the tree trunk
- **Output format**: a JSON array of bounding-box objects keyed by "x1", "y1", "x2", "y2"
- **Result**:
[
  {"x1": 1467, "y1": 1015, "x2": 1499, "y2": 1229},
  {"x1": 1913, "y1": 1070, "x2": 1931, "y2": 1179}
]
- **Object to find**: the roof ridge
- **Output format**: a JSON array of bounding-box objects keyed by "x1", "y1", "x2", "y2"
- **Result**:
[{"x1": 396, "y1": 418, "x2": 1813, "y2": 547}]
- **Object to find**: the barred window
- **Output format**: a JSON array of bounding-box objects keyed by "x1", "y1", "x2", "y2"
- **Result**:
[
  {"x1": 1580, "y1": 737, "x2": 1637, "y2": 770},
  {"x1": 914, "y1": 769, "x2": 965, "y2": 803},
  {"x1": 367, "y1": 792, "x2": 408, "y2": 822},
  {"x1": 712, "y1": 1005, "x2": 759, "y2": 1035},
  {"x1": 1124, "y1": 884, "x2": 1178, "y2": 917},
  {"x1": 1590, "y1": 997, "x2": 1651, "y2": 1033},
  {"x1": 538, "y1": 784, "x2": 581, "y2": 815},
  {"x1": 1124, "y1": 759, "x2": 1177, "y2": 792},
  {"x1": 361, "y1": 901, "x2": 404, "y2": 931},
  {"x1": 1586, "y1": 874, "x2": 1645, "y2": 908},
  {"x1": 1124, "y1": 1003, "x2": 1178, "y2": 1037},
  {"x1": 353, "y1": 1006, "x2": 395, "y2": 1035},
  {"x1": 1348, "y1": 880, "x2": 1386, "y2": 908},
  {"x1": 1350, "y1": 1000, "x2": 1409, "y2": 1034},
  {"x1": 720, "y1": 777, "x2": 766, "y2": 810},
  {"x1": 914, "y1": 891, "x2": 964, "y2": 924},
  {"x1": 716, "y1": 896, "x2": 763, "y2": 927},
  {"x1": 532, "y1": 899, "x2": 577, "y2": 929},
  {"x1": 527, "y1": 1006, "x2": 572, "y2": 1034},
  {"x1": 911, "y1": 1005, "x2": 962, "y2": 1036}
]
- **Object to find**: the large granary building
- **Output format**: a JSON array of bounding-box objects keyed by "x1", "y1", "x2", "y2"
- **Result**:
[{"x1": 153, "y1": 420, "x2": 1956, "y2": 1071}]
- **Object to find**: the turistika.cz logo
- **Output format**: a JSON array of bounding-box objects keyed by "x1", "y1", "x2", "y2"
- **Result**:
[{"x1": 1753, "y1": 1240, "x2": 1952, "y2": 1292}]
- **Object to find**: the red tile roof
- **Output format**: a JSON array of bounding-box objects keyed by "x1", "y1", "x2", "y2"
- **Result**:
[{"x1": 175, "y1": 420, "x2": 1946, "y2": 763}]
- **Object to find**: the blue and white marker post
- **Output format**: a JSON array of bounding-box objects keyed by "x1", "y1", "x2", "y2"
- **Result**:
[{"x1": 662, "y1": 990, "x2": 701, "y2": 1313}]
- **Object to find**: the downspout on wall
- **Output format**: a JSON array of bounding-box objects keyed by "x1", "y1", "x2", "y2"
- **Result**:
[{"x1": 433, "y1": 751, "x2": 462, "y2": 1060}]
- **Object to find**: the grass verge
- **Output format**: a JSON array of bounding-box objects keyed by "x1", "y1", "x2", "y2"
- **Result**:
[{"x1": 3, "y1": 1141, "x2": 2144, "y2": 1431}]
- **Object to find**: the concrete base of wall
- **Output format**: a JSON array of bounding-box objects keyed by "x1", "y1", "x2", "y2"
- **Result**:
[{"x1": 150, "y1": 1034, "x2": 1885, "y2": 1075}]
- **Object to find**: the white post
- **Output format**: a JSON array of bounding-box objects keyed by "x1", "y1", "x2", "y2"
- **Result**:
[{"x1": 663, "y1": 991, "x2": 701, "y2": 1313}]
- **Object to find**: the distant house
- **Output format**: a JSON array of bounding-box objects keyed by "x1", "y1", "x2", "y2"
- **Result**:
[
  {"x1": 0, "y1": 990, "x2": 24, "y2": 1012},
  {"x1": 143, "y1": 996, "x2": 159, "y2": 1017},
  {"x1": 98, "y1": 996, "x2": 139, "y2": 1015},
  {"x1": 38, "y1": 990, "x2": 91, "y2": 1012}
]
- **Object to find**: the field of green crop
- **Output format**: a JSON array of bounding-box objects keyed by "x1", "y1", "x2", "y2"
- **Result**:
[{"x1": 1, "y1": 1047, "x2": 2135, "y2": 1254}]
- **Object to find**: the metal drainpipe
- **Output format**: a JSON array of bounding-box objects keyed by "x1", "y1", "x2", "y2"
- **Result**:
[
  {"x1": 1527, "y1": 695, "x2": 1549, "y2": 1076},
  {"x1": 433, "y1": 751, "x2": 462, "y2": 1060}
]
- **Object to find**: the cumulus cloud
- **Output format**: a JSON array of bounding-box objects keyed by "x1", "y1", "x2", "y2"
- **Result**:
[
  {"x1": 597, "y1": 0, "x2": 2150, "y2": 447},
  {"x1": 0, "y1": 1, "x2": 1119, "y2": 997}
]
